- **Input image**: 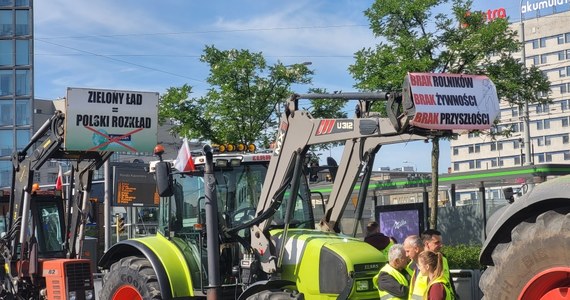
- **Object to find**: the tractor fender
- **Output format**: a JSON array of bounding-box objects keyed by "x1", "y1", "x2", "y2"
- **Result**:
[
  {"x1": 99, "y1": 239, "x2": 174, "y2": 299},
  {"x1": 480, "y1": 175, "x2": 570, "y2": 265}
]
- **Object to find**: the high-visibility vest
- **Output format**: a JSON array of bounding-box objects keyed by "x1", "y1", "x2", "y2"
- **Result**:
[
  {"x1": 442, "y1": 256, "x2": 450, "y2": 282},
  {"x1": 405, "y1": 263, "x2": 414, "y2": 277},
  {"x1": 409, "y1": 268, "x2": 428, "y2": 300},
  {"x1": 375, "y1": 264, "x2": 409, "y2": 300},
  {"x1": 424, "y1": 276, "x2": 452, "y2": 300},
  {"x1": 382, "y1": 240, "x2": 394, "y2": 257},
  {"x1": 442, "y1": 255, "x2": 457, "y2": 300}
]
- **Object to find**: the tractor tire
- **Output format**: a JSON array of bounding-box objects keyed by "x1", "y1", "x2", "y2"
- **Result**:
[
  {"x1": 246, "y1": 289, "x2": 303, "y2": 300},
  {"x1": 479, "y1": 210, "x2": 570, "y2": 299},
  {"x1": 99, "y1": 256, "x2": 162, "y2": 300}
]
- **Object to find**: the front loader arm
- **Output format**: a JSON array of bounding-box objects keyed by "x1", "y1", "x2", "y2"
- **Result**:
[
  {"x1": 4, "y1": 110, "x2": 112, "y2": 286},
  {"x1": 248, "y1": 72, "x2": 500, "y2": 276},
  {"x1": 250, "y1": 92, "x2": 434, "y2": 273}
]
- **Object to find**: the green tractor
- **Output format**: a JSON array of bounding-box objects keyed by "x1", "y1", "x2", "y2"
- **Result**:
[
  {"x1": 98, "y1": 85, "x2": 498, "y2": 299},
  {"x1": 98, "y1": 147, "x2": 383, "y2": 299}
]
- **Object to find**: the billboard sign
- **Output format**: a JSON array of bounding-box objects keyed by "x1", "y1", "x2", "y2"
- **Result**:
[
  {"x1": 521, "y1": 0, "x2": 570, "y2": 19},
  {"x1": 376, "y1": 203, "x2": 425, "y2": 244},
  {"x1": 65, "y1": 87, "x2": 159, "y2": 153},
  {"x1": 404, "y1": 72, "x2": 500, "y2": 131},
  {"x1": 113, "y1": 166, "x2": 159, "y2": 207}
]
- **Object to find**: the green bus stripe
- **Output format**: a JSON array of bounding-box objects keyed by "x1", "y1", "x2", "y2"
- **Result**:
[{"x1": 310, "y1": 165, "x2": 570, "y2": 194}]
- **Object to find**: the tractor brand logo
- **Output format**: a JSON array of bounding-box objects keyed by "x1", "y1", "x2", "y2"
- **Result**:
[
  {"x1": 252, "y1": 155, "x2": 271, "y2": 161},
  {"x1": 316, "y1": 120, "x2": 354, "y2": 135},
  {"x1": 274, "y1": 129, "x2": 286, "y2": 156},
  {"x1": 354, "y1": 263, "x2": 381, "y2": 272}
]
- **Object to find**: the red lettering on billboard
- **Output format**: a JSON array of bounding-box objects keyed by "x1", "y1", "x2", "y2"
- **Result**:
[
  {"x1": 462, "y1": 8, "x2": 507, "y2": 27},
  {"x1": 487, "y1": 8, "x2": 507, "y2": 21},
  {"x1": 413, "y1": 94, "x2": 436, "y2": 105},
  {"x1": 409, "y1": 74, "x2": 433, "y2": 87}
]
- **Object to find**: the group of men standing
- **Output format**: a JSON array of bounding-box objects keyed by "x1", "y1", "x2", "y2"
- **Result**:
[{"x1": 364, "y1": 222, "x2": 458, "y2": 300}]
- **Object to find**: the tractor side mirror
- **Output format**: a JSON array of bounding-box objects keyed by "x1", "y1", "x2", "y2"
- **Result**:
[
  {"x1": 326, "y1": 157, "x2": 338, "y2": 182},
  {"x1": 155, "y1": 161, "x2": 174, "y2": 197},
  {"x1": 503, "y1": 187, "x2": 515, "y2": 204}
]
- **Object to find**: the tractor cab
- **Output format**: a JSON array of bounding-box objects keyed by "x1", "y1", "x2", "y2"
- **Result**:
[{"x1": 152, "y1": 150, "x2": 314, "y2": 291}]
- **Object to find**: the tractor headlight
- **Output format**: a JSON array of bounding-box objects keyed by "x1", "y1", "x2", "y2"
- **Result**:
[
  {"x1": 85, "y1": 290, "x2": 94, "y2": 300},
  {"x1": 355, "y1": 279, "x2": 370, "y2": 292},
  {"x1": 68, "y1": 291, "x2": 77, "y2": 300},
  {"x1": 319, "y1": 247, "x2": 348, "y2": 294}
]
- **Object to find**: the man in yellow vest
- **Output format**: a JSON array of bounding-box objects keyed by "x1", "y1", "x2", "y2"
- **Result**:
[
  {"x1": 421, "y1": 229, "x2": 458, "y2": 300},
  {"x1": 374, "y1": 244, "x2": 410, "y2": 299},
  {"x1": 404, "y1": 235, "x2": 427, "y2": 300}
]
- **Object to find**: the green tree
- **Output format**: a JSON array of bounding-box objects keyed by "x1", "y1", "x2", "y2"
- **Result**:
[
  {"x1": 159, "y1": 45, "x2": 313, "y2": 146},
  {"x1": 349, "y1": 0, "x2": 550, "y2": 229}
]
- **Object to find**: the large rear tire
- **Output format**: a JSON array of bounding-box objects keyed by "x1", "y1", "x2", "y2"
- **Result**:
[
  {"x1": 479, "y1": 210, "x2": 570, "y2": 299},
  {"x1": 99, "y1": 256, "x2": 162, "y2": 300}
]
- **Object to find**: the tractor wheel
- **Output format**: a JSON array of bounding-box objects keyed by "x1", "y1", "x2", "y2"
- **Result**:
[
  {"x1": 479, "y1": 210, "x2": 570, "y2": 300},
  {"x1": 99, "y1": 256, "x2": 162, "y2": 300},
  {"x1": 246, "y1": 289, "x2": 303, "y2": 300}
]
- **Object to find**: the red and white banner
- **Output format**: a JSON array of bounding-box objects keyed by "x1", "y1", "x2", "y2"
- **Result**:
[
  {"x1": 174, "y1": 138, "x2": 196, "y2": 172},
  {"x1": 406, "y1": 72, "x2": 500, "y2": 131}
]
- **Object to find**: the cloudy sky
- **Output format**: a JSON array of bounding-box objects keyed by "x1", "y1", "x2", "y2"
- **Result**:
[{"x1": 33, "y1": 0, "x2": 523, "y2": 172}]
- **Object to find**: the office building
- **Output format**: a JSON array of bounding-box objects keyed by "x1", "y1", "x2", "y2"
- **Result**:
[
  {"x1": 0, "y1": 0, "x2": 32, "y2": 187},
  {"x1": 451, "y1": 5, "x2": 570, "y2": 172}
]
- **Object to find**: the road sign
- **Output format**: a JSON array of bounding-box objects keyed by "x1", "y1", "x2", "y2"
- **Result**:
[
  {"x1": 113, "y1": 167, "x2": 159, "y2": 207},
  {"x1": 403, "y1": 73, "x2": 500, "y2": 131},
  {"x1": 64, "y1": 87, "x2": 159, "y2": 153}
]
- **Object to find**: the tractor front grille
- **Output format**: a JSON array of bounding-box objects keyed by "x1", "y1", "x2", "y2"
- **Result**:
[{"x1": 65, "y1": 261, "x2": 92, "y2": 291}]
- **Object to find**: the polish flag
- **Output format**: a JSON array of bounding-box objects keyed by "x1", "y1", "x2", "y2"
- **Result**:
[
  {"x1": 174, "y1": 138, "x2": 196, "y2": 172},
  {"x1": 55, "y1": 165, "x2": 63, "y2": 191}
]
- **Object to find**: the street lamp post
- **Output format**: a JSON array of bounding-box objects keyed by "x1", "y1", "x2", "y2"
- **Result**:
[{"x1": 520, "y1": 1, "x2": 534, "y2": 165}]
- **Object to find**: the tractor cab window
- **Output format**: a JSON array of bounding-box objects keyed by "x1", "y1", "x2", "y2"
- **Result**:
[
  {"x1": 164, "y1": 162, "x2": 268, "y2": 238},
  {"x1": 271, "y1": 176, "x2": 313, "y2": 229},
  {"x1": 158, "y1": 160, "x2": 315, "y2": 241},
  {"x1": 36, "y1": 202, "x2": 64, "y2": 253}
]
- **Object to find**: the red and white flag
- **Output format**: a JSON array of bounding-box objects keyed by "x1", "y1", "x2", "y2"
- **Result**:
[
  {"x1": 55, "y1": 165, "x2": 63, "y2": 191},
  {"x1": 174, "y1": 138, "x2": 196, "y2": 172}
]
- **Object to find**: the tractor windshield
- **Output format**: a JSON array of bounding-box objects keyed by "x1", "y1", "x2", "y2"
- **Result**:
[{"x1": 158, "y1": 161, "x2": 314, "y2": 239}]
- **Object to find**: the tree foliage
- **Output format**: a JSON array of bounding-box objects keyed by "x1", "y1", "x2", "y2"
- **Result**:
[
  {"x1": 158, "y1": 45, "x2": 313, "y2": 146},
  {"x1": 350, "y1": 0, "x2": 551, "y2": 229}
]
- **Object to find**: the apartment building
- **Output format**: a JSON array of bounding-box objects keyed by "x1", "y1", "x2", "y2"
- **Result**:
[{"x1": 451, "y1": 7, "x2": 570, "y2": 172}]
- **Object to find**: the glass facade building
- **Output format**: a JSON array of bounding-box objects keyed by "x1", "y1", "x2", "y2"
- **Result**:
[{"x1": 0, "y1": 0, "x2": 32, "y2": 187}]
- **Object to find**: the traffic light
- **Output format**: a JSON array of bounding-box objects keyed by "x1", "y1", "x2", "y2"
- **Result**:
[{"x1": 118, "y1": 217, "x2": 125, "y2": 233}]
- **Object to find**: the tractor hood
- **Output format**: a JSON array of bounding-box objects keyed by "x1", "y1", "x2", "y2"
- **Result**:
[
  {"x1": 270, "y1": 228, "x2": 386, "y2": 267},
  {"x1": 270, "y1": 228, "x2": 385, "y2": 298}
]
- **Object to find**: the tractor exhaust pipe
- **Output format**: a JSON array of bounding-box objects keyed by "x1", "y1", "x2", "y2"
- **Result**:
[{"x1": 203, "y1": 145, "x2": 221, "y2": 299}]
